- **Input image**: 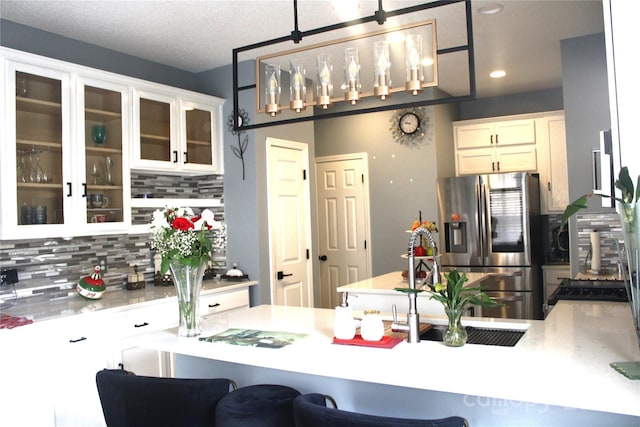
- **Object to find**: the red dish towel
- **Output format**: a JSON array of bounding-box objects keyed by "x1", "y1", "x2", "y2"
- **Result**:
[
  {"x1": 0, "y1": 313, "x2": 33, "y2": 329},
  {"x1": 333, "y1": 334, "x2": 404, "y2": 349}
]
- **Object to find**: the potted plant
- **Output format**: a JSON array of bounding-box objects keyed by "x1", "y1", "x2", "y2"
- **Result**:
[{"x1": 427, "y1": 270, "x2": 501, "y2": 347}]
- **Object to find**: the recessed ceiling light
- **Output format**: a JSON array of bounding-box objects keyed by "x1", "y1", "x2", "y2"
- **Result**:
[
  {"x1": 490, "y1": 70, "x2": 506, "y2": 78},
  {"x1": 478, "y1": 3, "x2": 504, "y2": 15}
]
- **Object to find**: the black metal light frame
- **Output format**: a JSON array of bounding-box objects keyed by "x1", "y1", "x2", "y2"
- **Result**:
[{"x1": 231, "y1": 0, "x2": 475, "y2": 131}]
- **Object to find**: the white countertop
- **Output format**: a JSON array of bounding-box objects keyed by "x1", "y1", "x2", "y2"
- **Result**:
[
  {"x1": 141, "y1": 301, "x2": 640, "y2": 418},
  {"x1": 0, "y1": 279, "x2": 257, "y2": 323},
  {"x1": 336, "y1": 270, "x2": 488, "y2": 295}
]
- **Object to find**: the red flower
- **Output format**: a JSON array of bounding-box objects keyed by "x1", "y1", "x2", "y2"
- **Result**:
[{"x1": 172, "y1": 217, "x2": 194, "y2": 231}]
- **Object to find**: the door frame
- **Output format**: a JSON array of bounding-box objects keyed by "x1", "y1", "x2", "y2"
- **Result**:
[
  {"x1": 315, "y1": 152, "x2": 373, "y2": 304},
  {"x1": 265, "y1": 137, "x2": 314, "y2": 306}
]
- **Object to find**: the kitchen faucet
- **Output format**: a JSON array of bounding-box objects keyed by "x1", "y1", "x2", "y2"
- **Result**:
[{"x1": 392, "y1": 227, "x2": 441, "y2": 343}]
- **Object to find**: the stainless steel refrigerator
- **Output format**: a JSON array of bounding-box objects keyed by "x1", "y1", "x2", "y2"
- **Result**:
[{"x1": 437, "y1": 172, "x2": 542, "y2": 320}]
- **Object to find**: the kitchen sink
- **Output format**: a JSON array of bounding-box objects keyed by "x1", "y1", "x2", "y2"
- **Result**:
[{"x1": 420, "y1": 325, "x2": 525, "y2": 347}]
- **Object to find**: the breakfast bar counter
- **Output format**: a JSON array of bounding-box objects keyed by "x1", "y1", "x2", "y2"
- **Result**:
[{"x1": 139, "y1": 301, "x2": 640, "y2": 426}]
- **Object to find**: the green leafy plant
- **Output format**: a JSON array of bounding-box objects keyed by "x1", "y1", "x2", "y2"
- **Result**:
[
  {"x1": 427, "y1": 270, "x2": 501, "y2": 310},
  {"x1": 150, "y1": 207, "x2": 223, "y2": 274},
  {"x1": 560, "y1": 166, "x2": 639, "y2": 236}
]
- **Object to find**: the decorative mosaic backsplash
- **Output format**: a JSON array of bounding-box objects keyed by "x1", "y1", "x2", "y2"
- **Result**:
[
  {"x1": 0, "y1": 173, "x2": 224, "y2": 301},
  {"x1": 576, "y1": 212, "x2": 623, "y2": 273}
]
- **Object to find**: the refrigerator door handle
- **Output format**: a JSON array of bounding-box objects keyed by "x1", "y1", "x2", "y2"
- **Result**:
[
  {"x1": 492, "y1": 295, "x2": 525, "y2": 303},
  {"x1": 487, "y1": 271, "x2": 524, "y2": 277},
  {"x1": 478, "y1": 181, "x2": 489, "y2": 260}
]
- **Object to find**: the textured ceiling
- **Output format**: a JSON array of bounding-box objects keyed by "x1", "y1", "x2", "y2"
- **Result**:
[{"x1": 0, "y1": 0, "x2": 604, "y2": 98}]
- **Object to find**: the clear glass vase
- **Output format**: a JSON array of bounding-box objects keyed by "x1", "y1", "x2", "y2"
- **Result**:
[
  {"x1": 169, "y1": 260, "x2": 206, "y2": 337},
  {"x1": 443, "y1": 307, "x2": 468, "y2": 347}
]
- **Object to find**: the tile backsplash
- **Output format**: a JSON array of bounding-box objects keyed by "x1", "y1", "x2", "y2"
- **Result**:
[
  {"x1": 576, "y1": 211, "x2": 623, "y2": 273},
  {"x1": 0, "y1": 173, "x2": 224, "y2": 301}
]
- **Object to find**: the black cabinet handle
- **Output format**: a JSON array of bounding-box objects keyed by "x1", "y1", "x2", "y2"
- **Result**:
[
  {"x1": 183, "y1": 151, "x2": 188, "y2": 164},
  {"x1": 134, "y1": 322, "x2": 149, "y2": 328},
  {"x1": 208, "y1": 303, "x2": 221, "y2": 308},
  {"x1": 173, "y1": 150, "x2": 178, "y2": 163},
  {"x1": 67, "y1": 182, "x2": 73, "y2": 197},
  {"x1": 82, "y1": 183, "x2": 87, "y2": 197},
  {"x1": 69, "y1": 337, "x2": 87, "y2": 343}
]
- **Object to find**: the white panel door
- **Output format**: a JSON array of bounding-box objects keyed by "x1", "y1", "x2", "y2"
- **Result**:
[
  {"x1": 316, "y1": 154, "x2": 372, "y2": 309},
  {"x1": 266, "y1": 138, "x2": 312, "y2": 307}
]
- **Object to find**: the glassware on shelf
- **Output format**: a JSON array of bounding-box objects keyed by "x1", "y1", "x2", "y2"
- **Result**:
[
  {"x1": 16, "y1": 76, "x2": 28, "y2": 97},
  {"x1": 92, "y1": 125, "x2": 106, "y2": 145},
  {"x1": 33, "y1": 152, "x2": 46, "y2": 183},
  {"x1": 17, "y1": 152, "x2": 28, "y2": 183},
  {"x1": 105, "y1": 156, "x2": 113, "y2": 185},
  {"x1": 91, "y1": 161, "x2": 104, "y2": 185}
]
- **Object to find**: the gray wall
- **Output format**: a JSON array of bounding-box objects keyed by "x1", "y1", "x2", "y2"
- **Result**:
[
  {"x1": 458, "y1": 88, "x2": 564, "y2": 120},
  {"x1": 314, "y1": 105, "x2": 457, "y2": 276},
  {"x1": 1, "y1": 19, "x2": 196, "y2": 90},
  {"x1": 561, "y1": 33, "x2": 613, "y2": 276}
]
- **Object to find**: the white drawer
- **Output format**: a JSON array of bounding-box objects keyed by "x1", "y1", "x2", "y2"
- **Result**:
[{"x1": 201, "y1": 289, "x2": 249, "y2": 316}]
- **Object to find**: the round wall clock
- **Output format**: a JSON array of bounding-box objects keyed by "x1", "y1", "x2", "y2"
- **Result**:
[
  {"x1": 390, "y1": 107, "x2": 429, "y2": 147},
  {"x1": 399, "y1": 112, "x2": 420, "y2": 135}
]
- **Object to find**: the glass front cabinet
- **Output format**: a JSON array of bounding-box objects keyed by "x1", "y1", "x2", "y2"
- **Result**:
[
  {"x1": 132, "y1": 89, "x2": 224, "y2": 174},
  {"x1": 1, "y1": 59, "x2": 129, "y2": 239}
]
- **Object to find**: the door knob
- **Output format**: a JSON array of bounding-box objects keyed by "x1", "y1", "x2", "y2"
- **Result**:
[
  {"x1": 277, "y1": 271, "x2": 293, "y2": 280},
  {"x1": 319, "y1": 255, "x2": 327, "y2": 261}
]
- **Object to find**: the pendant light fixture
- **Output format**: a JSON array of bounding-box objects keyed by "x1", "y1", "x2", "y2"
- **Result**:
[{"x1": 233, "y1": 0, "x2": 474, "y2": 131}]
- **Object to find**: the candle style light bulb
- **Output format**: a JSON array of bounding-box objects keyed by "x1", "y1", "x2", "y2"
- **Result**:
[
  {"x1": 373, "y1": 40, "x2": 391, "y2": 100},
  {"x1": 343, "y1": 47, "x2": 361, "y2": 105},
  {"x1": 289, "y1": 59, "x2": 306, "y2": 112},
  {"x1": 316, "y1": 53, "x2": 333, "y2": 109},
  {"x1": 265, "y1": 64, "x2": 281, "y2": 116},
  {"x1": 405, "y1": 34, "x2": 424, "y2": 95}
]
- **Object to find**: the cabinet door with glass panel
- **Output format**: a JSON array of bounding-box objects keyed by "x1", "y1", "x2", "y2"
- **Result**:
[
  {"x1": 131, "y1": 88, "x2": 223, "y2": 174},
  {"x1": 2, "y1": 61, "x2": 72, "y2": 239},
  {"x1": 131, "y1": 90, "x2": 178, "y2": 172},
  {"x1": 179, "y1": 98, "x2": 224, "y2": 174},
  {"x1": 77, "y1": 77, "x2": 130, "y2": 228}
]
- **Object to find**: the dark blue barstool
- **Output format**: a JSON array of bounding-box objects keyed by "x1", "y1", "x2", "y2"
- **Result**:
[
  {"x1": 215, "y1": 383, "x2": 301, "y2": 427},
  {"x1": 293, "y1": 393, "x2": 469, "y2": 427}
]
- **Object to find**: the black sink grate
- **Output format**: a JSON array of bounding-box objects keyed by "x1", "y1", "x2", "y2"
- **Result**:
[
  {"x1": 420, "y1": 326, "x2": 525, "y2": 347},
  {"x1": 465, "y1": 327, "x2": 525, "y2": 347}
]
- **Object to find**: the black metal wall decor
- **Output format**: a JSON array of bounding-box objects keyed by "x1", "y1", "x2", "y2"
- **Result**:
[
  {"x1": 226, "y1": 109, "x2": 250, "y2": 180},
  {"x1": 232, "y1": 0, "x2": 474, "y2": 131}
]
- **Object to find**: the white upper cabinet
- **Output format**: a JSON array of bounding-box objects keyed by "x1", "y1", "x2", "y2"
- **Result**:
[
  {"x1": 1, "y1": 57, "x2": 131, "y2": 239},
  {"x1": 131, "y1": 88, "x2": 224, "y2": 175},
  {"x1": 454, "y1": 116, "x2": 537, "y2": 175},
  {"x1": 1, "y1": 48, "x2": 225, "y2": 239},
  {"x1": 536, "y1": 113, "x2": 569, "y2": 213}
]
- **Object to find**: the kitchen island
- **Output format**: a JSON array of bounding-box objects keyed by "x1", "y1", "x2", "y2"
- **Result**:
[
  {"x1": 336, "y1": 271, "x2": 489, "y2": 316},
  {"x1": 140, "y1": 301, "x2": 640, "y2": 426}
]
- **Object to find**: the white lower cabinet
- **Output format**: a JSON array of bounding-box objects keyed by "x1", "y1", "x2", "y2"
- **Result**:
[
  {"x1": 0, "y1": 285, "x2": 253, "y2": 427},
  {"x1": 542, "y1": 264, "x2": 571, "y2": 316}
]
